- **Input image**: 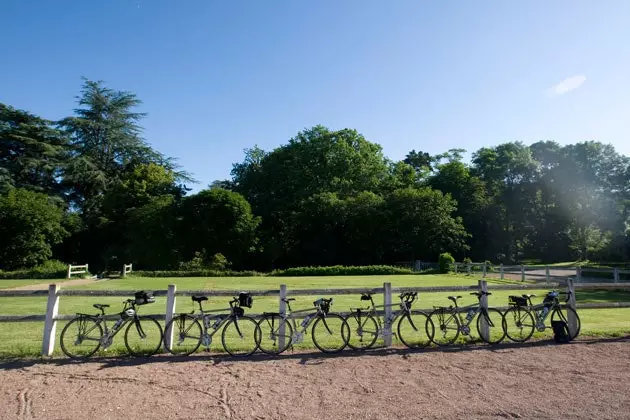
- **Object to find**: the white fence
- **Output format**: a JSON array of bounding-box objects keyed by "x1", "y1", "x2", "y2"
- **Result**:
[
  {"x1": 122, "y1": 263, "x2": 133, "y2": 277},
  {"x1": 66, "y1": 264, "x2": 88, "y2": 279},
  {"x1": 1, "y1": 279, "x2": 629, "y2": 356}
]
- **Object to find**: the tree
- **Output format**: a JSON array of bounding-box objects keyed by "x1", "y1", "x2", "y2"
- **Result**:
[
  {"x1": 0, "y1": 103, "x2": 68, "y2": 197},
  {"x1": 0, "y1": 189, "x2": 68, "y2": 269}
]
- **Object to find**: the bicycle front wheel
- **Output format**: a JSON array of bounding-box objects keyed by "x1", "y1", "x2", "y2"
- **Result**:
[
  {"x1": 222, "y1": 316, "x2": 258, "y2": 356},
  {"x1": 256, "y1": 313, "x2": 293, "y2": 355},
  {"x1": 502, "y1": 306, "x2": 535, "y2": 343},
  {"x1": 60, "y1": 317, "x2": 103, "y2": 359},
  {"x1": 312, "y1": 314, "x2": 348, "y2": 353},
  {"x1": 342, "y1": 312, "x2": 379, "y2": 350},
  {"x1": 124, "y1": 316, "x2": 164, "y2": 357},
  {"x1": 164, "y1": 314, "x2": 202, "y2": 356},
  {"x1": 397, "y1": 311, "x2": 431, "y2": 349},
  {"x1": 551, "y1": 306, "x2": 581, "y2": 340},
  {"x1": 477, "y1": 308, "x2": 506, "y2": 344},
  {"x1": 427, "y1": 309, "x2": 460, "y2": 346}
]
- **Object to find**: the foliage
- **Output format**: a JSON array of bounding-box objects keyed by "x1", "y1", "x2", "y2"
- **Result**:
[
  {"x1": 438, "y1": 253, "x2": 455, "y2": 273},
  {"x1": 0, "y1": 259, "x2": 68, "y2": 279},
  {"x1": 0, "y1": 189, "x2": 68, "y2": 269},
  {"x1": 270, "y1": 265, "x2": 416, "y2": 276},
  {"x1": 130, "y1": 269, "x2": 264, "y2": 278}
]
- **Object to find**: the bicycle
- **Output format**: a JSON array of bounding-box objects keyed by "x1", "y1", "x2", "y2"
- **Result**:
[
  {"x1": 255, "y1": 297, "x2": 348, "y2": 354},
  {"x1": 60, "y1": 291, "x2": 163, "y2": 359},
  {"x1": 426, "y1": 291, "x2": 506, "y2": 346},
  {"x1": 341, "y1": 292, "x2": 431, "y2": 350},
  {"x1": 163, "y1": 292, "x2": 258, "y2": 357},
  {"x1": 502, "y1": 290, "x2": 581, "y2": 343}
]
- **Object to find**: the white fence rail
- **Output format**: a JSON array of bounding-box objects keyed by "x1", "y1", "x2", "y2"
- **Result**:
[
  {"x1": 122, "y1": 263, "x2": 133, "y2": 277},
  {"x1": 67, "y1": 264, "x2": 89, "y2": 279},
  {"x1": 1, "y1": 280, "x2": 630, "y2": 356}
]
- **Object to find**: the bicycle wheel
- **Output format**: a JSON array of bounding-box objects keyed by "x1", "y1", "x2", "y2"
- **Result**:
[
  {"x1": 397, "y1": 311, "x2": 431, "y2": 349},
  {"x1": 342, "y1": 312, "x2": 379, "y2": 350},
  {"x1": 124, "y1": 316, "x2": 164, "y2": 357},
  {"x1": 60, "y1": 316, "x2": 103, "y2": 359},
  {"x1": 502, "y1": 306, "x2": 535, "y2": 343},
  {"x1": 311, "y1": 313, "x2": 348, "y2": 353},
  {"x1": 426, "y1": 308, "x2": 460, "y2": 346},
  {"x1": 476, "y1": 308, "x2": 506, "y2": 344},
  {"x1": 164, "y1": 314, "x2": 203, "y2": 356},
  {"x1": 256, "y1": 313, "x2": 293, "y2": 355},
  {"x1": 221, "y1": 316, "x2": 258, "y2": 356},
  {"x1": 551, "y1": 306, "x2": 581, "y2": 340}
]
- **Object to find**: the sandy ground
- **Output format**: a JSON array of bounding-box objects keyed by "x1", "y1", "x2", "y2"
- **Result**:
[
  {"x1": 8, "y1": 278, "x2": 111, "y2": 291},
  {"x1": 1, "y1": 338, "x2": 629, "y2": 420}
]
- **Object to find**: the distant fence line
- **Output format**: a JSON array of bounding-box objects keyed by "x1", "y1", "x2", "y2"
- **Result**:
[{"x1": 1, "y1": 278, "x2": 630, "y2": 356}]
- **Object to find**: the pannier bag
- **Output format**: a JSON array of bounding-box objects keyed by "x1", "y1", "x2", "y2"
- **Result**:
[
  {"x1": 551, "y1": 320, "x2": 571, "y2": 343},
  {"x1": 238, "y1": 292, "x2": 253, "y2": 308},
  {"x1": 508, "y1": 295, "x2": 528, "y2": 307},
  {"x1": 134, "y1": 291, "x2": 155, "y2": 305}
]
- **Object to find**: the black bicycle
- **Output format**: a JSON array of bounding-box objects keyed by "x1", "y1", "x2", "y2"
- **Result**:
[
  {"x1": 163, "y1": 292, "x2": 258, "y2": 357},
  {"x1": 342, "y1": 292, "x2": 431, "y2": 350},
  {"x1": 502, "y1": 290, "x2": 581, "y2": 342},
  {"x1": 426, "y1": 291, "x2": 505, "y2": 346},
  {"x1": 256, "y1": 297, "x2": 348, "y2": 354},
  {"x1": 60, "y1": 291, "x2": 163, "y2": 359}
]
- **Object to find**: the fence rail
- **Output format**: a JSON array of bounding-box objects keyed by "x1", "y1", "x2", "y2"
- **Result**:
[{"x1": 1, "y1": 278, "x2": 630, "y2": 356}]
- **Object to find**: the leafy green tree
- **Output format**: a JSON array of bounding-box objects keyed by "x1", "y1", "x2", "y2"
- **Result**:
[{"x1": 0, "y1": 189, "x2": 68, "y2": 269}]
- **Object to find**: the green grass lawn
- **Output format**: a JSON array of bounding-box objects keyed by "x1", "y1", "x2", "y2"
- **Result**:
[
  {"x1": 0, "y1": 273, "x2": 628, "y2": 358},
  {"x1": 0, "y1": 279, "x2": 58, "y2": 289}
]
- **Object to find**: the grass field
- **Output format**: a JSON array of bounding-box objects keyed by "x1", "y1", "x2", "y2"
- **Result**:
[{"x1": 1, "y1": 273, "x2": 629, "y2": 358}]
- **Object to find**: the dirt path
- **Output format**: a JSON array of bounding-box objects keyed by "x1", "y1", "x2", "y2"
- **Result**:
[
  {"x1": 8, "y1": 277, "x2": 111, "y2": 291},
  {"x1": 1, "y1": 338, "x2": 629, "y2": 419}
]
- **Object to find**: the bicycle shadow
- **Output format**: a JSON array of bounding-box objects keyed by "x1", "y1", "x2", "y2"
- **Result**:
[{"x1": 1, "y1": 334, "x2": 628, "y2": 372}]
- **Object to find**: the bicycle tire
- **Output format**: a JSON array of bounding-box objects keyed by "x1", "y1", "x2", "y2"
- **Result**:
[
  {"x1": 426, "y1": 308, "x2": 460, "y2": 346},
  {"x1": 551, "y1": 306, "x2": 581, "y2": 340},
  {"x1": 311, "y1": 313, "x2": 348, "y2": 353},
  {"x1": 256, "y1": 313, "x2": 293, "y2": 355},
  {"x1": 164, "y1": 314, "x2": 203, "y2": 356},
  {"x1": 502, "y1": 306, "x2": 535, "y2": 343},
  {"x1": 124, "y1": 316, "x2": 164, "y2": 357},
  {"x1": 476, "y1": 308, "x2": 506, "y2": 344},
  {"x1": 221, "y1": 316, "x2": 258, "y2": 357},
  {"x1": 397, "y1": 311, "x2": 431, "y2": 349},
  {"x1": 342, "y1": 312, "x2": 379, "y2": 350},
  {"x1": 60, "y1": 316, "x2": 103, "y2": 359}
]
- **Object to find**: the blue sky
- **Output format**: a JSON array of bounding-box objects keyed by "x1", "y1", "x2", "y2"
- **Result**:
[{"x1": 2, "y1": 1, "x2": 630, "y2": 191}]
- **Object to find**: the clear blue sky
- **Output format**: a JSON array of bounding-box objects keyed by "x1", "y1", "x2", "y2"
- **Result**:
[{"x1": 2, "y1": 1, "x2": 630, "y2": 191}]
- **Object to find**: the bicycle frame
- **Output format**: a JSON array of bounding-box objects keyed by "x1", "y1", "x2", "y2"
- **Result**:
[
  {"x1": 278, "y1": 299, "x2": 331, "y2": 343},
  {"x1": 521, "y1": 291, "x2": 571, "y2": 328},
  {"x1": 349, "y1": 292, "x2": 416, "y2": 338},
  {"x1": 75, "y1": 300, "x2": 140, "y2": 348}
]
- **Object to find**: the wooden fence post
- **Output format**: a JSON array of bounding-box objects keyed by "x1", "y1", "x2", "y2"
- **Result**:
[
  {"x1": 576, "y1": 266, "x2": 582, "y2": 283},
  {"x1": 467, "y1": 263, "x2": 471, "y2": 275},
  {"x1": 521, "y1": 265, "x2": 525, "y2": 282},
  {"x1": 41, "y1": 284, "x2": 60, "y2": 356},
  {"x1": 566, "y1": 279, "x2": 578, "y2": 337},
  {"x1": 454, "y1": 263, "x2": 458, "y2": 274},
  {"x1": 163, "y1": 284, "x2": 177, "y2": 351},
  {"x1": 478, "y1": 280, "x2": 489, "y2": 342},
  {"x1": 614, "y1": 268, "x2": 620, "y2": 283},
  {"x1": 500, "y1": 264, "x2": 504, "y2": 280},
  {"x1": 383, "y1": 282, "x2": 392, "y2": 347},
  {"x1": 66, "y1": 265, "x2": 71, "y2": 279},
  {"x1": 278, "y1": 284, "x2": 287, "y2": 351},
  {"x1": 545, "y1": 266, "x2": 550, "y2": 285},
  {"x1": 482, "y1": 263, "x2": 487, "y2": 278}
]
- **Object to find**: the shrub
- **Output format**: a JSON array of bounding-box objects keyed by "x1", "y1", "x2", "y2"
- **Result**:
[
  {"x1": 131, "y1": 269, "x2": 264, "y2": 278},
  {"x1": 438, "y1": 253, "x2": 455, "y2": 273},
  {"x1": 0, "y1": 259, "x2": 68, "y2": 279},
  {"x1": 484, "y1": 260, "x2": 494, "y2": 272}
]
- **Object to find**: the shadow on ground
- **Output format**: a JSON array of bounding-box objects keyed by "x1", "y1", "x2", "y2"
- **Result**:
[{"x1": 1, "y1": 334, "x2": 628, "y2": 372}]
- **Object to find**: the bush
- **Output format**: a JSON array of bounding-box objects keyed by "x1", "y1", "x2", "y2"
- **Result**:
[
  {"x1": 131, "y1": 269, "x2": 264, "y2": 278},
  {"x1": 0, "y1": 259, "x2": 68, "y2": 279},
  {"x1": 484, "y1": 260, "x2": 494, "y2": 272},
  {"x1": 270, "y1": 265, "x2": 415, "y2": 276},
  {"x1": 179, "y1": 250, "x2": 232, "y2": 272},
  {"x1": 438, "y1": 253, "x2": 455, "y2": 273}
]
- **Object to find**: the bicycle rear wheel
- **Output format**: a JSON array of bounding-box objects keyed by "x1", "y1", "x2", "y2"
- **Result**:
[
  {"x1": 311, "y1": 314, "x2": 348, "y2": 353},
  {"x1": 502, "y1": 306, "x2": 535, "y2": 343},
  {"x1": 124, "y1": 316, "x2": 164, "y2": 357},
  {"x1": 342, "y1": 312, "x2": 379, "y2": 350},
  {"x1": 551, "y1": 306, "x2": 581, "y2": 340},
  {"x1": 426, "y1": 308, "x2": 460, "y2": 346},
  {"x1": 477, "y1": 308, "x2": 506, "y2": 344},
  {"x1": 222, "y1": 316, "x2": 258, "y2": 356},
  {"x1": 397, "y1": 311, "x2": 431, "y2": 349},
  {"x1": 256, "y1": 313, "x2": 293, "y2": 355},
  {"x1": 60, "y1": 317, "x2": 103, "y2": 359},
  {"x1": 164, "y1": 314, "x2": 202, "y2": 356}
]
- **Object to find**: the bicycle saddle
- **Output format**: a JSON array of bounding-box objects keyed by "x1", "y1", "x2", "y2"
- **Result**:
[
  {"x1": 470, "y1": 291, "x2": 492, "y2": 297},
  {"x1": 93, "y1": 304, "x2": 109, "y2": 309},
  {"x1": 191, "y1": 295, "x2": 208, "y2": 303},
  {"x1": 447, "y1": 296, "x2": 462, "y2": 302},
  {"x1": 282, "y1": 297, "x2": 296, "y2": 302}
]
